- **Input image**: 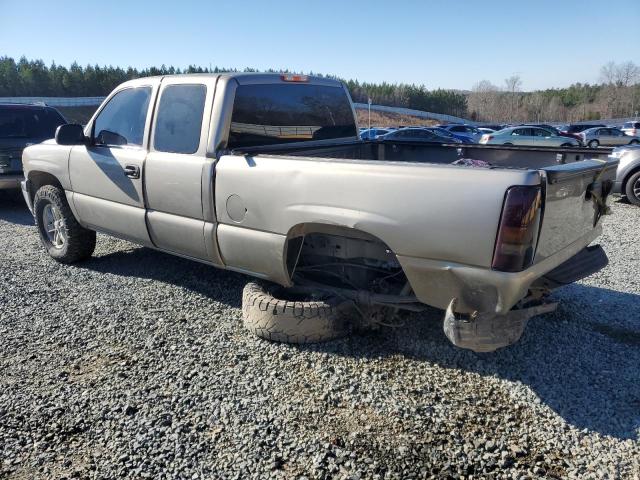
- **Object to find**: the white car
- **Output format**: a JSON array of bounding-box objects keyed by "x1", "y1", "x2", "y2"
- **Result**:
[{"x1": 479, "y1": 126, "x2": 580, "y2": 147}]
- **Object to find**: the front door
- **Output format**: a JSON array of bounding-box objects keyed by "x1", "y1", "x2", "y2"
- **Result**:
[{"x1": 69, "y1": 83, "x2": 157, "y2": 245}]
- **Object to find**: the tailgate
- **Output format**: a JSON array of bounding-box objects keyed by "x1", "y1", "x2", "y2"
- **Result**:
[{"x1": 534, "y1": 159, "x2": 618, "y2": 263}]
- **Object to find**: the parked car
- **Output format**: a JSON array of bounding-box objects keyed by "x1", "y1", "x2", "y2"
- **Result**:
[
  {"x1": 426, "y1": 127, "x2": 474, "y2": 143},
  {"x1": 610, "y1": 144, "x2": 640, "y2": 206},
  {"x1": 437, "y1": 124, "x2": 483, "y2": 143},
  {"x1": 581, "y1": 127, "x2": 640, "y2": 148},
  {"x1": 21, "y1": 72, "x2": 616, "y2": 352},
  {"x1": 564, "y1": 123, "x2": 605, "y2": 134},
  {"x1": 521, "y1": 124, "x2": 583, "y2": 144},
  {"x1": 360, "y1": 128, "x2": 391, "y2": 140},
  {"x1": 621, "y1": 121, "x2": 640, "y2": 137},
  {"x1": 379, "y1": 127, "x2": 461, "y2": 143},
  {"x1": 0, "y1": 103, "x2": 66, "y2": 191},
  {"x1": 476, "y1": 124, "x2": 506, "y2": 132},
  {"x1": 479, "y1": 126, "x2": 580, "y2": 147}
]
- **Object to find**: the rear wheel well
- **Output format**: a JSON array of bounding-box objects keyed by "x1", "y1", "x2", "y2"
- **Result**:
[
  {"x1": 284, "y1": 224, "x2": 408, "y2": 295},
  {"x1": 28, "y1": 171, "x2": 63, "y2": 203}
]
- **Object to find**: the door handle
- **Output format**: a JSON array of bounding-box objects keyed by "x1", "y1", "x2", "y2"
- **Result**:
[{"x1": 124, "y1": 164, "x2": 140, "y2": 179}]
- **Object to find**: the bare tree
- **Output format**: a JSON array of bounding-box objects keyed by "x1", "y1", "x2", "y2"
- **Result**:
[
  {"x1": 468, "y1": 80, "x2": 500, "y2": 120},
  {"x1": 504, "y1": 75, "x2": 522, "y2": 122}
]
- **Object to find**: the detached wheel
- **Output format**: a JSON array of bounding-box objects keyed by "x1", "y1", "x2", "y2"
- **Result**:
[
  {"x1": 34, "y1": 185, "x2": 96, "y2": 263},
  {"x1": 625, "y1": 171, "x2": 640, "y2": 207},
  {"x1": 242, "y1": 281, "x2": 355, "y2": 344},
  {"x1": 588, "y1": 140, "x2": 599, "y2": 148}
]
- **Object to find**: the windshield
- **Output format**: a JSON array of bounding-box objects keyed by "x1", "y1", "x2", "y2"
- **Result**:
[
  {"x1": 228, "y1": 83, "x2": 357, "y2": 149},
  {"x1": 0, "y1": 107, "x2": 66, "y2": 139}
]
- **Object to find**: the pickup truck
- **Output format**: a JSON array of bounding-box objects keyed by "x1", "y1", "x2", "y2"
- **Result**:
[
  {"x1": 20, "y1": 73, "x2": 617, "y2": 352},
  {"x1": 0, "y1": 103, "x2": 66, "y2": 191}
]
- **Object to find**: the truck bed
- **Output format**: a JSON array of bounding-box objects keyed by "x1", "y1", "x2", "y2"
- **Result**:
[{"x1": 233, "y1": 139, "x2": 613, "y2": 170}]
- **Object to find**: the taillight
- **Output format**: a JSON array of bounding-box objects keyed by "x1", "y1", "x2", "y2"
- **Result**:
[
  {"x1": 492, "y1": 186, "x2": 542, "y2": 272},
  {"x1": 487, "y1": 135, "x2": 494, "y2": 141}
]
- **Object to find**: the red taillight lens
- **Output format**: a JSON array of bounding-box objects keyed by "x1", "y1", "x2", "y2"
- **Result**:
[
  {"x1": 492, "y1": 186, "x2": 542, "y2": 272},
  {"x1": 487, "y1": 135, "x2": 494, "y2": 141}
]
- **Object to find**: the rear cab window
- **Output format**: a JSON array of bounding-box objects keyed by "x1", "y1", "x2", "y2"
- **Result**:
[{"x1": 227, "y1": 83, "x2": 357, "y2": 149}]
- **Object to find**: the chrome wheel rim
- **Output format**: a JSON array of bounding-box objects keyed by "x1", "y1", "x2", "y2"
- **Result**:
[
  {"x1": 634, "y1": 178, "x2": 640, "y2": 200},
  {"x1": 43, "y1": 203, "x2": 66, "y2": 248}
]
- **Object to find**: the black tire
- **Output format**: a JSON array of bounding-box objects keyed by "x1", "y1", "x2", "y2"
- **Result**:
[
  {"x1": 629, "y1": 140, "x2": 639, "y2": 145},
  {"x1": 560, "y1": 143, "x2": 572, "y2": 147},
  {"x1": 624, "y1": 170, "x2": 640, "y2": 207},
  {"x1": 242, "y1": 281, "x2": 355, "y2": 344},
  {"x1": 588, "y1": 140, "x2": 599, "y2": 148},
  {"x1": 503, "y1": 142, "x2": 513, "y2": 146},
  {"x1": 34, "y1": 185, "x2": 96, "y2": 263}
]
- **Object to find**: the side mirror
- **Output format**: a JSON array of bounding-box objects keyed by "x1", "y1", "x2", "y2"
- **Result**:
[{"x1": 55, "y1": 124, "x2": 86, "y2": 145}]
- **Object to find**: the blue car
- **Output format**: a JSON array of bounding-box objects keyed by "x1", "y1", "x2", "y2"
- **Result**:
[
  {"x1": 436, "y1": 124, "x2": 483, "y2": 143},
  {"x1": 427, "y1": 127, "x2": 475, "y2": 144}
]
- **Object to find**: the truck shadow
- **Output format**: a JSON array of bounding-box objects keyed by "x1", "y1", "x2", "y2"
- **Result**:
[{"x1": 312, "y1": 284, "x2": 640, "y2": 441}]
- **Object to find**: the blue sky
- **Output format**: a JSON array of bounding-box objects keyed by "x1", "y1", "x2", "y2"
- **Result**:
[{"x1": 2, "y1": 0, "x2": 638, "y2": 91}]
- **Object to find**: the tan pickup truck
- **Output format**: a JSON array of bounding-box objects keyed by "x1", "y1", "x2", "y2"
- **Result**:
[{"x1": 21, "y1": 73, "x2": 617, "y2": 351}]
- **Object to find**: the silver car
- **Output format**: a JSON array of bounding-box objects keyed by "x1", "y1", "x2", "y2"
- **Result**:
[
  {"x1": 479, "y1": 126, "x2": 580, "y2": 147},
  {"x1": 581, "y1": 127, "x2": 640, "y2": 148},
  {"x1": 610, "y1": 144, "x2": 640, "y2": 206}
]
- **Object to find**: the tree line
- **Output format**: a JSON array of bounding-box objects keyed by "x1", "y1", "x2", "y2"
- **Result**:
[
  {"x1": 0, "y1": 56, "x2": 468, "y2": 118},
  {"x1": 1, "y1": 56, "x2": 638, "y2": 122},
  {"x1": 467, "y1": 61, "x2": 640, "y2": 123}
]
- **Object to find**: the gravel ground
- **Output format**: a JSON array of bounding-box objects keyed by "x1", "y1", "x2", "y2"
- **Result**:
[{"x1": 1, "y1": 194, "x2": 639, "y2": 479}]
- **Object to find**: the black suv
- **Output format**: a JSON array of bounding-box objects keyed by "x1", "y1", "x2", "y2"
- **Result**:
[{"x1": 0, "y1": 104, "x2": 67, "y2": 191}]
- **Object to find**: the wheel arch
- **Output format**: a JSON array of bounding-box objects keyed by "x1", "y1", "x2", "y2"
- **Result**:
[
  {"x1": 622, "y1": 164, "x2": 640, "y2": 197},
  {"x1": 27, "y1": 171, "x2": 64, "y2": 204},
  {"x1": 282, "y1": 221, "x2": 405, "y2": 285}
]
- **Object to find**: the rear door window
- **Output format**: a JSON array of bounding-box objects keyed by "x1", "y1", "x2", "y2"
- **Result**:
[
  {"x1": 93, "y1": 87, "x2": 151, "y2": 147},
  {"x1": 154, "y1": 84, "x2": 207, "y2": 154},
  {"x1": 228, "y1": 83, "x2": 357, "y2": 149}
]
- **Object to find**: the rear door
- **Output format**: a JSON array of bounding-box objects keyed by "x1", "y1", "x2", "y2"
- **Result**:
[
  {"x1": 510, "y1": 128, "x2": 533, "y2": 145},
  {"x1": 69, "y1": 82, "x2": 158, "y2": 245},
  {"x1": 144, "y1": 76, "x2": 223, "y2": 264},
  {"x1": 609, "y1": 128, "x2": 629, "y2": 145}
]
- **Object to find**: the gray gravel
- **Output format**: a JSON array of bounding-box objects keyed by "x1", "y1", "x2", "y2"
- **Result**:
[{"x1": 1, "y1": 194, "x2": 639, "y2": 479}]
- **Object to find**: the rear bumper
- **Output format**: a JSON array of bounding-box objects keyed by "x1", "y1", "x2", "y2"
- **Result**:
[
  {"x1": 0, "y1": 174, "x2": 23, "y2": 190},
  {"x1": 397, "y1": 225, "x2": 603, "y2": 315}
]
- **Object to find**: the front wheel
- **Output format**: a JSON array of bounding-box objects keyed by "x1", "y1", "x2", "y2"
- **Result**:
[
  {"x1": 625, "y1": 171, "x2": 640, "y2": 207},
  {"x1": 588, "y1": 140, "x2": 599, "y2": 148},
  {"x1": 34, "y1": 185, "x2": 96, "y2": 263},
  {"x1": 629, "y1": 140, "x2": 639, "y2": 145}
]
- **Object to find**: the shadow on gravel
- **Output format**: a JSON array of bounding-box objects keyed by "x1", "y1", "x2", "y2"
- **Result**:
[
  {"x1": 300, "y1": 284, "x2": 640, "y2": 441},
  {"x1": 79, "y1": 247, "x2": 246, "y2": 308},
  {"x1": 0, "y1": 194, "x2": 33, "y2": 226}
]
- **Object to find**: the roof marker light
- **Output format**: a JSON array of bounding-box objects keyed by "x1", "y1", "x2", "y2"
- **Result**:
[{"x1": 281, "y1": 74, "x2": 309, "y2": 82}]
